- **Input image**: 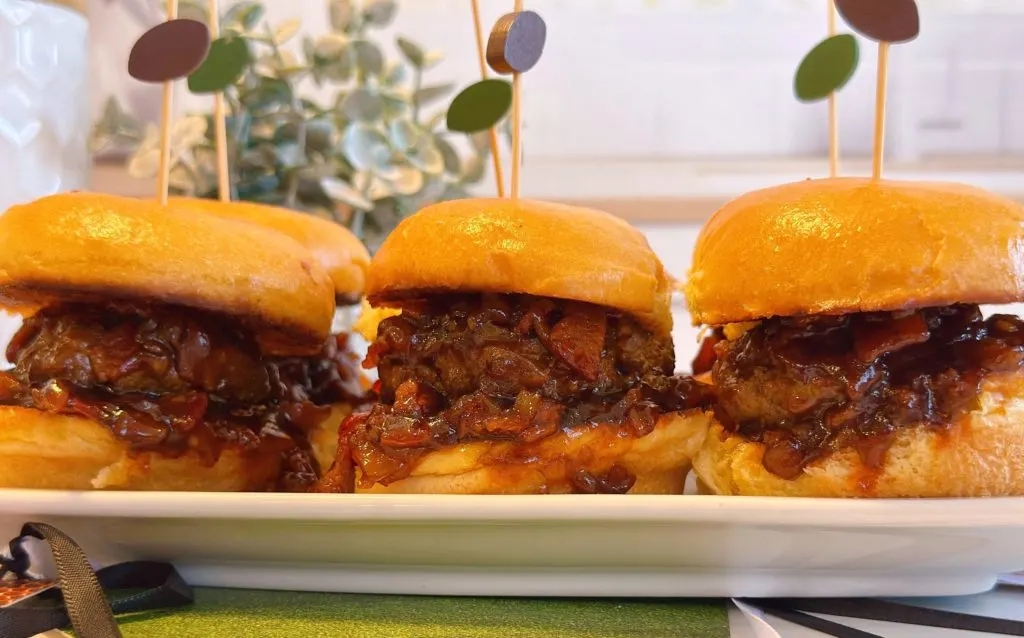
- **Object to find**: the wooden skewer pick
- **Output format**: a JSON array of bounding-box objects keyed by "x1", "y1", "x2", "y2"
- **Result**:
[
  {"x1": 510, "y1": 0, "x2": 524, "y2": 200},
  {"x1": 471, "y1": 0, "x2": 506, "y2": 199},
  {"x1": 156, "y1": 0, "x2": 179, "y2": 205},
  {"x1": 831, "y1": 0, "x2": 920, "y2": 182},
  {"x1": 827, "y1": 0, "x2": 839, "y2": 178},
  {"x1": 208, "y1": 0, "x2": 230, "y2": 201},
  {"x1": 872, "y1": 41, "x2": 889, "y2": 181}
]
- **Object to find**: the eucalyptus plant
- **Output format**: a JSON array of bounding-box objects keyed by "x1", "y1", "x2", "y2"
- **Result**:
[{"x1": 91, "y1": 0, "x2": 503, "y2": 250}]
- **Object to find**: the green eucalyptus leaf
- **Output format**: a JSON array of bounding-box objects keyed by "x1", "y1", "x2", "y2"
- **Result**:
[
  {"x1": 460, "y1": 155, "x2": 486, "y2": 184},
  {"x1": 794, "y1": 34, "x2": 860, "y2": 102},
  {"x1": 363, "y1": 0, "x2": 398, "y2": 27},
  {"x1": 276, "y1": 142, "x2": 305, "y2": 169},
  {"x1": 447, "y1": 79, "x2": 513, "y2": 133},
  {"x1": 414, "y1": 83, "x2": 455, "y2": 108},
  {"x1": 386, "y1": 165, "x2": 425, "y2": 195},
  {"x1": 304, "y1": 119, "x2": 336, "y2": 153},
  {"x1": 341, "y1": 88, "x2": 384, "y2": 122},
  {"x1": 425, "y1": 110, "x2": 447, "y2": 131},
  {"x1": 381, "y1": 62, "x2": 406, "y2": 86},
  {"x1": 422, "y1": 51, "x2": 443, "y2": 69},
  {"x1": 434, "y1": 136, "x2": 461, "y2": 175},
  {"x1": 380, "y1": 90, "x2": 410, "y2": 118},
  {"x1": 408, "y1": 137, "x2": 444, "y2": 175},
  {"x1": 342, "y1": 122, "x2": 389, "y2": 172},
  {"x1": 274, "y1": 18, "x2": 301, "y2": 44},
  {"x1": 188, "y1": 36, "x2": 252, "y2": 94},
  {"x1": 237, "y1": 174, "x2": 281, "y2": 200},
  {"x1": 322, "y1": 53, "x2": 353, "y2": 82},
  {"x1": 321, "y1": 176, "x2": 373, "y2": 210},
  {"x1": 354, "y1": 171, "x2": 393, "y2": 200},
  {"x1": 396, "y1": 36, "x2": 425, "y2": 68},
  {"x1": 241, "y1": 77, "x2": 292, "y2": 114},
  {"x1": 354, "y1": 40, "x2": 385, "y2": 75},
  {"x1": 302, "y1": 35, "x2": 316, "y2": 64},
  {"x1": 315, "y1": 33, "x2": 350, "y2": 61},
  {"x1": 470, "y1": 130, "x2": 492, "y2": 153},
  {"x1": 329, "y1": 0, "x2": 355, "y2": 32},
  {"x1": 240, "y1": 145, "x2": 275, "y2": 171},
  {"x1": 224, "y1": 1, "x2": 264, "y2": 31},
  {"x1": 389, "y1": 118, "x2": 418, "y2": 150}
]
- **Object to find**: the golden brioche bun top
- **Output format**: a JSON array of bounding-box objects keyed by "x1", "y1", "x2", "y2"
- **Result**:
[
  {"x1": 167, "y1": 197, "x2": 369, "y2": 303},
  {"x1": 685, "y1": 177, "x2": 1024, "y2": 326},
  {"x1": 367, "y1": 198, "x2": 673, "y2": 335},
  {"x1": 0, "y1": 191, "x2": 336, "y2": 355}
]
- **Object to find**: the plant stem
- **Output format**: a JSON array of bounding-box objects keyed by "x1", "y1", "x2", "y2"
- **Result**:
[
  {"x1": 411, "y1": 67, "x2": 422, "y2": 123},
  {"x1": 264, "y1": 22, "x2": 306, "y2": 209},
  {"x1": 226, "y1": 88, "x2": 244, "y2": 200}
]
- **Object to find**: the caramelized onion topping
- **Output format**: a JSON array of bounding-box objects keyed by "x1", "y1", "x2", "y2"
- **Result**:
[
  {"x1": 0, "y1": 303, "x2": 367, "y2": 491},
  {"x1": 704, "y1": 304, "x2": 1024, "y2": 479},
  {"x1": 345, "y1": 293, "x2": 715, "y2": 488}
]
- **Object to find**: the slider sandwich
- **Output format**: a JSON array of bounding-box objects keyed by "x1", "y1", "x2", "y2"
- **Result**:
[
  {"x1": 686, "y1": 177, "x2": 1024, "y2": 497},
  {"x1": 315, "y1": 198, "x2": 714, "y2": 494},
  {"x1": 166, "y1": 197, "x2": 374, "y2": 468},
  {"x1": 0, "y1": 192, "x2": 368, "y2": 491}
]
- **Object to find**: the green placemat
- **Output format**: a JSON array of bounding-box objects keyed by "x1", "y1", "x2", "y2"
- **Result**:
[{"x1": 114, "y1": 589, "x2": 730, "y2": 638}]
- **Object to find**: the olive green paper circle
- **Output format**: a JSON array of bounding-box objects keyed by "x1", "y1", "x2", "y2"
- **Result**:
[
  {"x1": 446, "y1": 79, "x2": 513, "y2": 134},
  {"x1": 794, "y1": 34, "x2": 860, "y2": 103},
  {"x1": 188, "y1": 36, "x2": 252, "y2": 94}
]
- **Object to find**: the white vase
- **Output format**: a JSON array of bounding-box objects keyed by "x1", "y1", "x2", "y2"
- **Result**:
[{"x1": 0, "y1": 0, "x2": 89, "y2": 213}]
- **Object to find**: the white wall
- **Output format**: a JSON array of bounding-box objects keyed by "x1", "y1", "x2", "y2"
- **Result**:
[{"x1": 92, "y1": 0, "x2": 1024, "y2": 160}]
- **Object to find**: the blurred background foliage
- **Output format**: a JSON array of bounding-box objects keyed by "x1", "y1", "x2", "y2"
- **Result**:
[{"x1": 91, "y1": 0, "x2": 509, "y2": 251}]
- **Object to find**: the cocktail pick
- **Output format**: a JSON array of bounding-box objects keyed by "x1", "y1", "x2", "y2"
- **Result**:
[
  {"x1": 827, "y1": 1, "x2": 839, "y2": 177},
  {"x1": 207, "y1": 0, "x2": 229, "y2": 202},
  {"x1": 470, "y1": 0, "x2": 506, "y2": 199},
  {"x1": 447, "y1": 3, "x2": 546, "y2": 200},
  {"x1": 834, "y1": 0, "x2": 920, "y2": 181},
  {"x1": 794, "y1": 1, "x2": 860, "y2": 178},
  {"x1": 128, "y1": 1, "x2": 211, "y2": 205},
  {"x1": 187, "y1": 2, "x2": 253, "y2": 202},
  {"x1": 487, "y1": 2, "x2": 546, "y2": 200}
]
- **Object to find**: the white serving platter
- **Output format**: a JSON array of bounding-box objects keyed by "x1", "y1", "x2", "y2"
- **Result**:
[{"x1": 0, "y1": 491, "x2": 1021, "y2": 599}]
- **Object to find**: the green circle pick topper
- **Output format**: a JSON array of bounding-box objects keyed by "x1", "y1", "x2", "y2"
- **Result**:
[
  {"x1": 187, "y1": 36, "x2": 252, "y2": 94},
  {"x1": 446, "y1": 79, "x2": 513, "y2": 134},
  {"x1": 794, "y1": 33, "x2": 860, "y2": 103}
]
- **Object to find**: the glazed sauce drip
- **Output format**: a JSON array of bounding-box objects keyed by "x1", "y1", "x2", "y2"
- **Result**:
[
  {"x1": 703, "y1": 305, "x2": 1024, "y2": 479},
  {"x1": 0, "y1": 302, "x2": 368, "y2": 491},
  {"x1": 345, "y1": 293, "x2": 715, "y2": 488}
]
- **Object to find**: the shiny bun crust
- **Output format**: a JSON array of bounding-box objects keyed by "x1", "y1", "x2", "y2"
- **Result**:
[
  {"x1": 694, "y1": 375, "x2": 1024, "y2": 497},
  {"x1": 686, "y1": 178, "x2": 1024, "y2": 326},
  {"x1": 0, "y1": 406, "x2": 347, "y2": 491},
  {"x1": 168, "y1": 197, "x2": 370, "y2": 303},
  {"x1": 367, "y1": 198, "x2": 673, "y2": 336},
  {"x1": 0, "y1": 192, "x2": 335, "y2": 355},
  {"x1": 356, "y1": 410, "x2": 710, "y2": 494}
]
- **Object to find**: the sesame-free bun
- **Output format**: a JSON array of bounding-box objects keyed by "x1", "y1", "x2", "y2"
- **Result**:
[
  {"x1": 0, "y1": 405, "x2": 348, "y2": 491},
  {"x1": 685, "y1": 177, "x2": 1024, "y2": 326},
  {"x1": 168, "y1": 197, "x2": 370, "y2": 303},
  {"x1": 356, "y1": 410, "x2": 711, "y2": 494},
  {"x1": 693, "y1": 374, "x2": 1024, "y2": 497},
  {"x1": 366, "y1": 198, "x2": 673, "y2": 335},
  {"x1": 0, "y1": 192, "x2": 335, "y2": 355}
]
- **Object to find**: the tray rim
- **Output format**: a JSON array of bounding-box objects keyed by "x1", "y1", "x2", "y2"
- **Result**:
[{"x1": 0, "y1": 489, "x2": 1022, "y2": 527}]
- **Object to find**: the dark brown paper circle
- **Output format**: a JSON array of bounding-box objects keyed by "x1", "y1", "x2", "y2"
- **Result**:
[
  {"x1": 834, "y1": 0, "x2": 920, "y2": 43},
  {"x1": 486, "y1": 10, "x2": 547, "y2": 75},
  {"x1": 129, "y1": 19, "x2": 212, "y2": 83}
]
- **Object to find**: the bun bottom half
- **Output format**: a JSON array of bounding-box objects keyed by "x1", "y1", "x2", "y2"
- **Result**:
[
  {"x1": 694, "y1": 376, "x2": 1024, "y2": 498},
  {"x1": 356, "y1": 410, "x2": 712, "y2": 494},
  {"x1": 0, "y1": 406, "x2": 348, "y2": 491}
]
